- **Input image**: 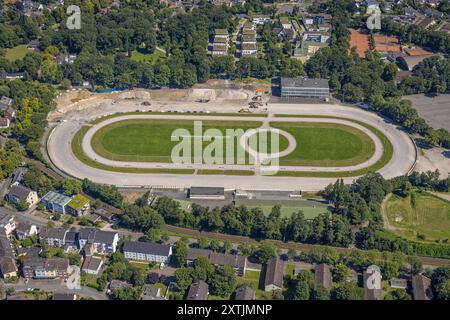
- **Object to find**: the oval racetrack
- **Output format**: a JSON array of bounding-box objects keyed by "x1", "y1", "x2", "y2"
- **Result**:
[{"x1": 47, "y1": 103, "x2": 416, "y2": 191}]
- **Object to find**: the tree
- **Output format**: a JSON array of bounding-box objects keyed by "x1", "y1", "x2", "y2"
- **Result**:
[
  {"x1": 333, "y1": 263, "x2": 350, "y2": 283},
  {"x1": 314, "y1": 286, "x2": 330, "y2": 300},
  {"x1": 145, "y1": 228, "x2": 160, "y2": 243},
  {"x1": 223, "y1": 240, "x2": 232, "y2": 254},
  {"x1": 252, "y1": 242, "x2": 277, "y2": 264},
  {"x1": 209, "y1": 265, "x2": 237, "y2": 297},
  {"x1": 210, "y1": 239, "x2": 221, "y2": 252},
  {"x1": 197, "y1": 237, "x2": 209, "y2": 249},
  {"x1": 174, "y1": 268, "x2": 194, "y2": 291},
  {"x1": 172, "y1": 241, "x2": 187, "y2": 268},
  {"x1": 333, "y1": 282, "x2": 363, "y2": 300}
]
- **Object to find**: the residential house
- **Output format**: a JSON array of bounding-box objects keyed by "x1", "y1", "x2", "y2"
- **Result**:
[
  {"x1": 302, "y1": 31, "x2": 330, "y2": 43},
  {"x1": 39, "y1": 227, "x2": 69, "y2": 247},
  {"x1": 53, "y1": 293, "x2": 77, "y2": 300},
  {"x1": 0, "y1": 72, "x2": 25, "y2": 80},
  {"x1": 82, "y1": 256, "x2": 104, "y2": 275},
  {"x1": 15, "y1": 222, "x2": 38, "y2": 240},
  {"x1": 264, "y1": 259, "x2": 284, "y2": 291},
  {"x1": 186, "y1": 248, "x2": 247, "y2": 275},
  {"x1": 40, "y1": 191, "x2": 72, "y2": 214},
  {"x1": 141, "y1": 285, "x2": 164, "y2": 300},
  {"x1": 279, "y1": 16, "x2": 292, "y2": 29},
  {"x1": 241, "y1": 43, "x2": 258, "y2": 56},
  {"x1": 78, "y1": 227, "x2": 119, "y2": 254},
  {"x1": 186, "y1": 247, "x2": 213, "y2": 265},
  {"x1": 6, "y1": 183, "x2": 39, "y2": 207},
  {"x1": 186, "y1": 280, "x2": 209, "y2": 300},
  {"x1": 17, "y1": 246, "x2": 42, "y2": 258},
  {"x1": 109, "y1": 279, "x2": 131, "y2": 291},
  {"x1": 0, "y1": 117, "x2": 10, "y2": 128},
  {"x1": 416, "y1": 17, "x2": 436, "y2": 29},
  {"x1": 66, "y1": 194, "x2": 90, "y2": 217},
  {"x1": 315, "y1": 263, "x2": 333, "y2": 292},
  {"x1": 23, "y1": 257, "x2": 70, "y2": 279},
  {"x1": 252, "y1": 15, "x2": 271, "y2": 25},
  {"x1": 11, "y1": 167, "x2": 28, "y2": 185},
  {"x1": 389, "y1": 278, "x2": 408, "y2": 289},
  {"x1": 27, "y1": 39, "x2": 40, "y2": 51},
  {"x1": 0, "y1": 212, "x2": 16, "y2": 235},
  {"x1": 234, "y1": 285, "x2": 255, "y2": 300},
  {"x1": 412, "y1": 275, "x2": 433, "y2": 300},
  {"x1": 123, "y1": 241, "x2": 172, "y2": 263},
  {"x1": 0, "y1": 229, "x2": 18, "y2": 279}
]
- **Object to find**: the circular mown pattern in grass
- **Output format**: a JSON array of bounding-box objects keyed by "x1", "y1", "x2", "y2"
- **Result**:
[{"x1": 270, "y1": 122, "x2": 376, "y2": 167}]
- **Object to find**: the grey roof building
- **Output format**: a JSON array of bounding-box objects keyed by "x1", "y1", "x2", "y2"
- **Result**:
[
  {"x1": 189, "y1": 187, "x2": 225, "y2": 199},
  {"x1": 123, "y1": 241, "x2": 172, "y2": 263},
  {"x1": 412, "y1": 275, "x2": 433, "y2": 300},
  {"x1": 315, "y1": 263, "x2": 332, "y2": 292},
  {"x1": 280, "y1": 77, "x2": 330, "y2": 100},
  {"x1": 186, "y1": 281, "x2": 209, "y2": 300},
  {"x1": 78, "y1": 227, "x2": 119, "y2": 254},
  {"x1": 141, "y1": 285, "x2": 164, "y2": 300},
  {"x1": 264, "y1": 259, "x2": 284, "y2": 291},
  {"x1": 234, "y1": 285, "x2": 255, "y2": 300},
  {"x1": 40, "y1": 191, "x2": 72, "y2": 214}
]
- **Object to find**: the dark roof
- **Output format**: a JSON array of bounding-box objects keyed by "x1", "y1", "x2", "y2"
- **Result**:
[
  {"x1": 109, "y1": 280, "x2": 130, "y2": 290},
  {"x1": 8, "y1": 184, "x2": 34, "y2": 200},
  {"x1": 187, "y1": 247, "x2": 213, "y2": 261},
  {"x1": 209, "y1": 252, "x2": 246, "y2": 270},
  {"x1": 123, "y1": 241, "x2": 171, "y2": 256},
  {"x1": 141, "y1": 285, "x2": 163, "y2": 300},
  {"x1": 281, "y1": 77, "x2": 329, "y2": 89},
  {"x1": 23, "y1": 257, "x2": 69, "y2": 271},
  {"x1": 17, "y1": 246, "x2": 42, "y2": 257},
  {"x1": 264, "y1": 259, "x2": 284, "y2": 289},
  {"x1": 234, "y1": 286, "x2": 255, "y2": 300},
  {"x1": 315, "y1": 263, "x2": 332, "y2": 291},
  {"x1": 186, "y1": 281, "x2": 209, "y2": 300},
  {"x1": 15, "y1": 221, "x2": 34, "y2": 234},
  {"x1": 412, "y1": 275, "x2": 433, "y2": 300},
  {"x1": 0, "y1": 257, "x2": 17, "y2": 275},
  {"x1": 39, "y1": 227, "x2": 68, "y2": 241},
  {"x1": 52, "y1": 293, "x2": 76, "y2": 300},
  {"x1": 79, "y1": 227, "x2": 117, "y2": 245},
  {"x1": 190, "y1": 187, "x2": 225, "y2": 197},
  {"x1": 82, "y1": 256, "x2": 103, "y2": 272}
]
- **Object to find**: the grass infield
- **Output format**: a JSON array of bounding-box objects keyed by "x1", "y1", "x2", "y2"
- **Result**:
[{"x1": 70, "y1": 114, "x2": 394, "y2": 177}]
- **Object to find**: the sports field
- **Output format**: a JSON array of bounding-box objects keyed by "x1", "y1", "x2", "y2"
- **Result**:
[
  {"x1": 384, "y1": 192, "x2": 450, "y2": 242},
  {"x1": 270, "y1": 122, "x2": 375, "y2": 166},
  {"x1": 234, "y1": 199, "x2": 330, "y2": 219},
  {"x1": 91, "y1": 119, "x2": 263, "y2": 163},
  {"x1": 90, "y1": 119, "x2": 375, "y2": 166}
]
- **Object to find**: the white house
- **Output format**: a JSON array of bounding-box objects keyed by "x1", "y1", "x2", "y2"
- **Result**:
[
  {"x1": 123, "y1": 241, "x2": 172, "y2": 263},
  {"x1": 78, "y1": 228, "x2": 119, "y2": 254},
  {"x1": 15, "y1": 222, "x2": 38, "y2": 240}
]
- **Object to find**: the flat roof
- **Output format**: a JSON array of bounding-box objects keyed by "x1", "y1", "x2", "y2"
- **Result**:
[
  {"x1": 42, "y1": 191, "x2": 72, "y2": 206},
  {"x1": 67, "y1": 194, "x2": 89, "y2": 210},
  {"x1": 281, "y1": 77, "x2": 329, "y2": 89},
  {"x1": 190, "y1": 187, "x2": 225, "y2": 196}
]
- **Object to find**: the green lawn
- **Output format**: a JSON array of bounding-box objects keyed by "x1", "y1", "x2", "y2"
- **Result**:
[
  {"x1": 270, "y1": 122, "x2": 375, "y2": 167},
  {"x1": 4, "y1": 45, "x2": 28, "y2": 61},
  {"x1": 384, "y1": 192, "x2": 450, "y2": 242},
  {"x1": 130, "y1": 48, "x2": 166, "y2": 65},
  {"x1": 234, "y1": 199, "x2": 329, "y2": 219},
  {"x1": 91, "y1": 119, "x2": 262, "y2": 163},
  {"x1": 71, "y1": 126, "x2": 195, "y2": 174}
]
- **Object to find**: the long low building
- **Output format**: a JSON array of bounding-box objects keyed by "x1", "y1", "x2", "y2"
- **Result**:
[
  {"x1": 23, "y1": 257, "x2": 70, "y2": 279},
  {"x1": 280, "y1": 77, "x2": 330, "y2": 100},
  {"x1": 123, "y1": 241, "x2": 172, "y2": 263},
  {"x1": 189, "y1": 187, "x2": 225, "y2": 200},
  {"x1": 186, "y1": 248, "x2": 247, "y2": 275}
]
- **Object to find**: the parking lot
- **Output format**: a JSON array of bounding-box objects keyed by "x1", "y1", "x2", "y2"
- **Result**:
[{"x1": 405, "y1": 94, "x2": 450, "y2": 131}]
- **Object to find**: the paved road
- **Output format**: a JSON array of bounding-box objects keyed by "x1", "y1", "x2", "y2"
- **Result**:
[
  {"x1": 47, "y1": 102, "x2": 416, "y2": 191},
  {"x1": 4, "y1": 282, "x2": 107, "y2": 300}
]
